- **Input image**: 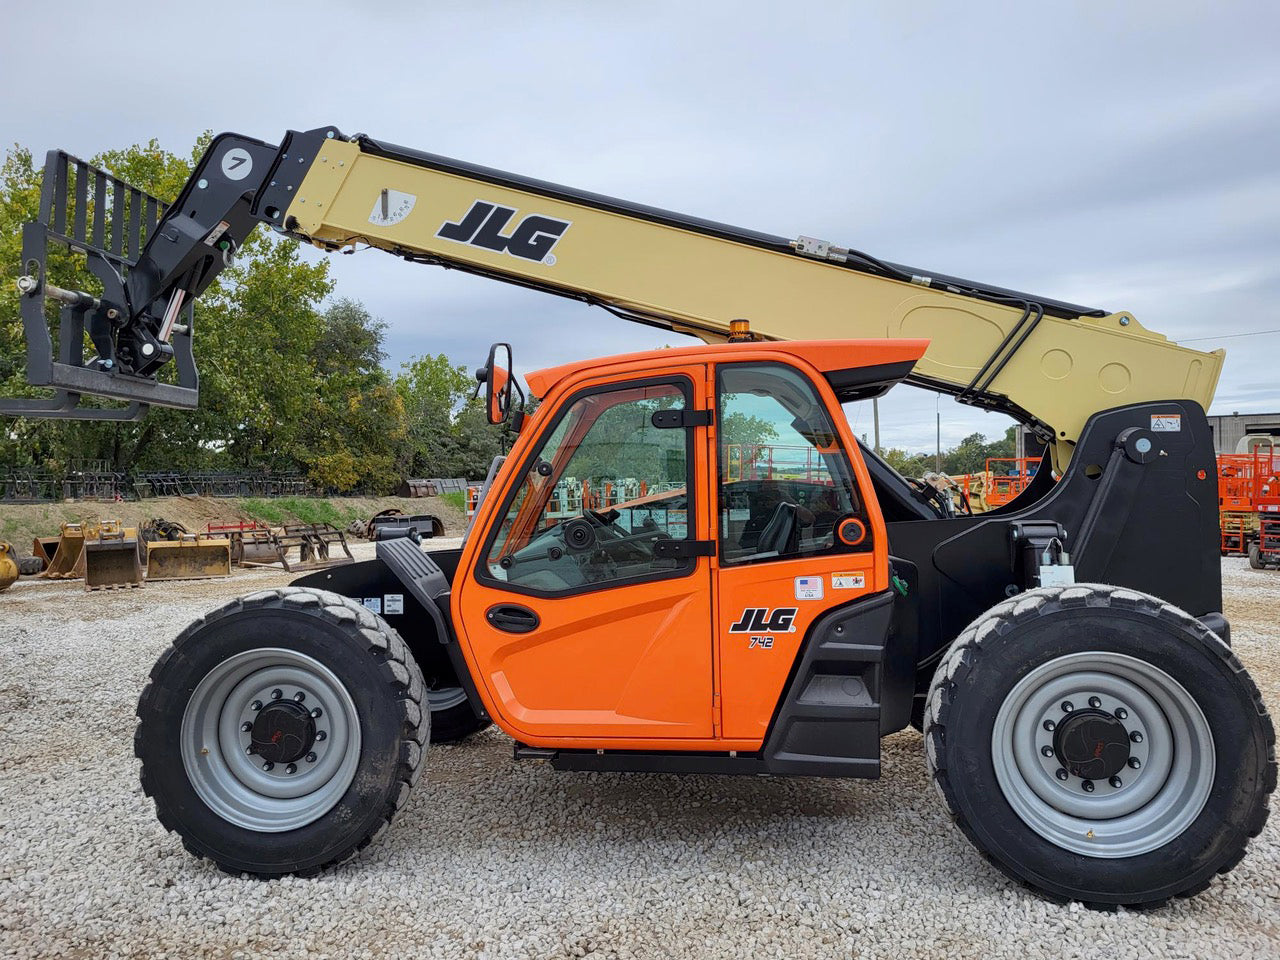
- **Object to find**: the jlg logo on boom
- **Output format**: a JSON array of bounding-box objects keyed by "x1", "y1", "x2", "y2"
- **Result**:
[
  {"x1": 437, "y1": 200, "x2": 571, "y2": 265},
  {"x1": 729, "y1": 607, "x2": 798, "y2": 633}
]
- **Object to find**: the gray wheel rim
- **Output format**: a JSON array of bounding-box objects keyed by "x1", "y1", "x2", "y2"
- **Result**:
[
  {"x1": 991, "y1": 651, "x2": 1214, "y2": 858},
  {"x1": 181, "y1": 648, "x2": 362, "y2": 833},
  {"x1": 427, "y1": 685, "x2": 467, "y2": 712}
]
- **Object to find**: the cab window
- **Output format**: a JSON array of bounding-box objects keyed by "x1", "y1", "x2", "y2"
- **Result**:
[
  {"x1": 717, "y1": 362, "x2": 869, "y2": 565},
  {"x1": 483, "y1": 379, "x2": 695, "y2": 594}
]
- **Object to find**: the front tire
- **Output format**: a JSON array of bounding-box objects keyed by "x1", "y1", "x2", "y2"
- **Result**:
[
  {"x1": 924, "y1": 584, "x2": 1275, "y2": 908},
  {"x1": 1249, "y1": 542, "x2": 1264, "y2": 570},
  {"x1": 136, "y1": 587, "x2": 427, "y2": 877}
]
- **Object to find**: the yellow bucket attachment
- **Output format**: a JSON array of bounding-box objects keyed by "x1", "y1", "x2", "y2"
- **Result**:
[
  {"x1": 32, "y1": 535, "x2": 60, "y2": 567},
  {"x1": 42, "y1": 523, "x2": 87, "y2": 579},
  {"x1": 146, "y1": 534, "x2": 232, "y2": 582},
  {"x1": 75, "y1": 526, "x2": 144, "y2": 591},
  {"x1": 0, "y1": 542, "x2": 18, "y2": 593}
]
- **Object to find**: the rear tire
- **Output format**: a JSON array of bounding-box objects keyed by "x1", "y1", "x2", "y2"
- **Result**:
[
  {"x1": 427, "y1": 694, "x2": 490, "y2": 743},
  {"x1": 924, "y1": 584, "x2": 1275, "y2": 908},
  {"x1": 17, "y1": 555, "x2": 43, "y2": 575},
  {"x1": 1248, "y1": 542, "x2": 1264, "y2": 569},
  {"x1": 136, "y1": 587, "x2": 427, "y2": 877}
]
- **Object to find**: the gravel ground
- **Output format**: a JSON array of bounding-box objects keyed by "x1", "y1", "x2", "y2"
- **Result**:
[{"x1": 2, "y1": 554, "x2": 1278, "y2": 959}]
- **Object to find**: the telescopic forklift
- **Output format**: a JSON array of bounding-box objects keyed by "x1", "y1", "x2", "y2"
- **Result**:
[{"x1": 4, "y1": 128, "x2": 1273, "y2": 908}]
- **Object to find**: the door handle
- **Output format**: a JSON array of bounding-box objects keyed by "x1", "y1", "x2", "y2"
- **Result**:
[{"x1": 486, "y1": 604, "x2": 540, "y2": 633}]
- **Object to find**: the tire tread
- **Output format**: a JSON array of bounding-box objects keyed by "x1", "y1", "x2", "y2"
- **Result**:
[
  {"x1": 136, "y1": 586, "x2": 428, "y2": 878},
  {"x1": 922, "y1": 582, "x2": 1275, "y2": 909}
]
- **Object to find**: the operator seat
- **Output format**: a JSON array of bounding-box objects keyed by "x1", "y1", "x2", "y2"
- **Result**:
[{"x1": 756, "y1": 501, "x2": 813, "y2": 556}]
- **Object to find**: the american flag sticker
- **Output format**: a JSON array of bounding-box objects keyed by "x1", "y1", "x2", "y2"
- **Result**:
[{"x1": 794, "y1": 576, "x2": 824, "y2": 600}]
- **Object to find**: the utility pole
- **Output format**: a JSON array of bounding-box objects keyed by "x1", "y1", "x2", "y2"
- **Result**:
[
  {"x1": 935, "y1": 397, "x2": 941, "y2": 472},
  {"x1": 873, "y1": 397, "x2": 881, "y2": 455}
]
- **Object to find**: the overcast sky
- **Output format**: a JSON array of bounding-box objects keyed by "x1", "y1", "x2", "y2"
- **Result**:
[{"x1": 2, "y1": 2, "x2": 1276, "y2": 452}]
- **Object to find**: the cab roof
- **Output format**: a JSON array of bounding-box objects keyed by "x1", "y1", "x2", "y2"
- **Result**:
[{"x1": 525, "y1": 338, "x2": 929, "y2": 403}]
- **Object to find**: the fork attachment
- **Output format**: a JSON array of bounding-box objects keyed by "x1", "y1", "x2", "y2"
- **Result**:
[{"x1": 3, "y1": 135, "x2": 276, "y2": 419}]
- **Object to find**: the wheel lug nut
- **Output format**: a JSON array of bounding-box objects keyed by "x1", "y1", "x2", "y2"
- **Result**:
[
  {"x1": 1130, "y1": 731, "x2": 1143, "y2": 743},
  {"x1": 306, "y1": 752, "x2": 317, "y2": 763},
  {"x1": 294, "y1": 692, "x2": 306, "y2": 702},
  {"x1": 1055, "y1": 768, "x2": 1069, "y2": 781},
  {"x1": 271, "y1": 689, "x2": 282, "y2": 700},
  {"x1": 315, "y1": 731, "x2": 326, "y2": 742},
  {"x1": 1128, "y1": 757, "x2": 1141, "y2": 769},
  {"x1": 285, "y1": 763, "x2": 297, "y2": 774},
  {"x1": 1088, "y1": 696, "x2": 1102, "y2": 708},
  {"x1": 1114, "y1": 707, "x2": 1128, "y2": 720},
  {"x1": 1061, "y1": 701, "x2": 1074, "y2": 713},
  {"x1": 251, "y1": 700, "x2": 263, "y2": 712},
  {"x1": 1041, "y1": 745, "x2": 1055, "y2": 758},
  {"x1": 1043, "y1": 719, "x2": 1056, "y2": 732},
  {"x1": 1081, "y1": 780, "x2": 1095, "y2": 793},
  {"x1": 262, "y1": 761, "x2": 274, "y2": 771},
  {"x1": 245, "y1": 746, "x2": 254, "y2": 755},
  {"x1": 241, "y1": 721, "x2": 252, "y2": 732},
  {"x1": 310, "y1": 707, "x2": 323, "y2": 719},
  {"x1": 1109, "y1": 775, "x2": 1123, "y2": 788}
]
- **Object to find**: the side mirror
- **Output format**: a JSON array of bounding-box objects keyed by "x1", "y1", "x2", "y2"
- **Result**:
[{"x1": 477, "y1": 343, "x2": 514, "y2": 426}]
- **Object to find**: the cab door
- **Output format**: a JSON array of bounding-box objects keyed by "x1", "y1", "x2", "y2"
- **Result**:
[
  {"x1": 453, "y1": 367, "x2": 715, "y2": 745},
  {"x1": 711, "y1": 361, "x2": 883, "y2": 742}
]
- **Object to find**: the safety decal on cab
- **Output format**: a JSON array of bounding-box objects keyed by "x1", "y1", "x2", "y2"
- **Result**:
[
  {"x1": 832, "y1": 571, "x2": 865, "y2": 590},
  {"x1": 729, "y1": 608, "x2": 797, "y2": 633}
]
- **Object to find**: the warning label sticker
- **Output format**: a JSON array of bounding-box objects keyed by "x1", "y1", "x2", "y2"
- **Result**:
[
  {"x1": 361, "y1": 597, "x2": 382, "y2": 615},
  {"x1": 832, "y1": 572, "x2": 866, "y2": 590},
  {"x1": 384, "y1": 594, "x2": 405, "y2": 615},
  {"x1": 1151, "y1": 414, "x2": 1182, "y2": 432}
]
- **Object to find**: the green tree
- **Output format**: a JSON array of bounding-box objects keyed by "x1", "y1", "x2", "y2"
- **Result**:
[
  {"x1": 394, "y1": 353, "x2": 502, "y2": 479},
  {"x1": 294, "y1": 300, "x2": 405, "y2": 493},
  {"x1": 0, "y1": 137, "x2": 334, "y2": 476}
]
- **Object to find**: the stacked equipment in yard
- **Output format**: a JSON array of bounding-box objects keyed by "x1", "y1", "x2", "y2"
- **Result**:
[
  {"x1": 1216, "y1": 444, "x2": 1280, "y2": 567},
  {"x1": 1250, "y1": 442, "x2": 1280, "y2": 570},
  {"x1": 1219, "y1": 453, "x2": 1260, "y2": 555}
]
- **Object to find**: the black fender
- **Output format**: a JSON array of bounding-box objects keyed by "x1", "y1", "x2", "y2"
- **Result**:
[{"x1": 293, "y1": 540, "x2": 488, "y2": 723}]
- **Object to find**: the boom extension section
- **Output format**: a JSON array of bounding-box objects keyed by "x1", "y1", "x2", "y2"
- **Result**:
[{"x1": 4, "y1": 127, "x2": 1223, "y2": 463}]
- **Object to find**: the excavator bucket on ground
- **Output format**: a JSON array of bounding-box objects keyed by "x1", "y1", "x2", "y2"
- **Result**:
[
  {"x1": 42, "y1": 523, "x2": 86, "y2": 579},
  {"x1": 0, "y1": 542, "x2": 18, "y2": 592},
  {"x1": 32, "y1": 536, "x2": 60, "y2": 567},
  {"x1": 145, "y1": 534, "x2": 232, "y2": 582},
  {"x1": 75, "y1": 525, "x2": 143, "y2": 591}
]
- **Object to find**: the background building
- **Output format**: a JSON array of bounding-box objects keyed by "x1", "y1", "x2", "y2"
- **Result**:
[{"x1": 1207, "y1": 412, "x2": 1280, "y2": 454}]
